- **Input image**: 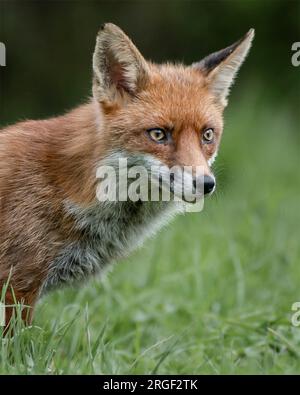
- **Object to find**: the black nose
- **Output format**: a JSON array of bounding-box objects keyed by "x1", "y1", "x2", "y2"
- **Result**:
[
  {"x1": 192, "y1": 175, "x2": 216, "y2": 195},
  {"x1": 203, "y1": 175, "x2": 215, "y2": 195}
]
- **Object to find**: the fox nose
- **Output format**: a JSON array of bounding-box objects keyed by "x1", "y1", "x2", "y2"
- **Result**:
[
  {"x1": 203, "y1": 175, "x2": 215, "y2": 195},
  {"x1": 193, "y1": 175, "x2": 216, "y2": 195}
]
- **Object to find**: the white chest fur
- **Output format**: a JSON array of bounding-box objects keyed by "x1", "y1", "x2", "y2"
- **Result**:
[{"x1": 42, "y1": 199, "x2": 182, "y2": 293}]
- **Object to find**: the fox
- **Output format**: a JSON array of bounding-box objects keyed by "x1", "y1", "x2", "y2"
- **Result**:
[{"x1": 0, "y1": 23, "x2": 254, "y2": 331}]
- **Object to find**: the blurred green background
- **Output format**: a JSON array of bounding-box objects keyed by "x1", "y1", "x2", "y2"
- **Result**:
[{"x1": 0, "y1": 0, "x2": 300, "y2": 374}]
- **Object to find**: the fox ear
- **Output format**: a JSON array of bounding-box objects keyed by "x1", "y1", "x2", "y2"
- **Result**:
[
  {"x1": 192, "y1": 29, "x2": 254, "y2": 106},
  {"x1": 93, "y1": 23, "x2": 150, "y2": 105}
]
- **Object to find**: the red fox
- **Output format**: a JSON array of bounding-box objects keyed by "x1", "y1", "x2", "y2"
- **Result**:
[{"x1": 0, "y1": 23, "x2": 254, "y2": 330}]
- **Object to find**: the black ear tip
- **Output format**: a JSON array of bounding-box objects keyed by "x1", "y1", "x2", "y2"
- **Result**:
[
  {"x1": 97, "y1": 23, "x2": 124, "y2": 37},
  {"x1": 97, "y1": 23, "x2": 107, "y2": 35}
]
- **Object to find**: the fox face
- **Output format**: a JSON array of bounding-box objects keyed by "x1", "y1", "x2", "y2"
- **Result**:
[{"x1": 92, "y1": 24, "x2": 254, "y2": 201}]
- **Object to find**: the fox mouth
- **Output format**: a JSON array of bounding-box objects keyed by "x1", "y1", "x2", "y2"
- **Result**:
[
  {"x1": 96, "y1": 152, "x2": 215, "y2": 203},
  {"x1": 156, "y1": 174, "x2": 205, "y2": 203}
]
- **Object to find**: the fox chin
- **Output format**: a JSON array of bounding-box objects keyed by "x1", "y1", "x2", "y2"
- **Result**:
[{"x1": 0, "y1": 23, "x2": 254, "y2": 330}]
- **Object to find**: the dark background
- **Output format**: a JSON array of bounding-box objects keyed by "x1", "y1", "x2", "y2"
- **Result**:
[{"x1": 0, "y1": 0, "x2": 299, "y2": 126}]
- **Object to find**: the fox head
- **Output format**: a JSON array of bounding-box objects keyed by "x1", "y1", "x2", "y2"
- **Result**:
[{"x1": 92, "y1": 23, "x2": 254, "y2": 202}]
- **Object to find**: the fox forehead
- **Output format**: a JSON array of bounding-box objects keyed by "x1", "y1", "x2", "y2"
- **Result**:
[
  {"x1": 101, "y1": 64, "x2": 223, "y2": 172},
  {"x1": 113, "y1": 64, "x2": 224, "y2": 132}
]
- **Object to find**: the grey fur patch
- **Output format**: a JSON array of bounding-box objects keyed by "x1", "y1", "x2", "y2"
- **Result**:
[{"x1": 41, "y1": 151, "x2": 184, "y2": 294}]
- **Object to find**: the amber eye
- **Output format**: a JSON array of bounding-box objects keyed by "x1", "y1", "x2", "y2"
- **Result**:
[
  {"x1": 148, "y1": 128, "x2": 167, "y2": 143},
  {"x1": 202, "y1": 128, "x2": 215, "y2": 144}
]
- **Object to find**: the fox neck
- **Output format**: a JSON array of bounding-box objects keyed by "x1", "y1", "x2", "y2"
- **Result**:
[{"x1": 50, "y1": 100, "x2": 105, "y2": 206}]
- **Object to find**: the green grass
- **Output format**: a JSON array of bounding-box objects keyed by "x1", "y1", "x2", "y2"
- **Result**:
[{"x1": 1, "y1": 92, "x2": 300, "y2": 374}]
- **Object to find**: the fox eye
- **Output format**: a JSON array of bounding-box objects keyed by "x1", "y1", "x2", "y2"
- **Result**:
[
  {"x1": 147, "y1": 128, "x2": 167, "y2": 143},
  {"x1": 202, "y1": 128, "x2": 215, "y2": 144}
]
